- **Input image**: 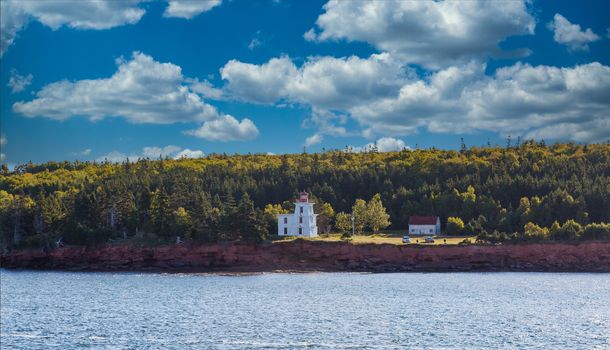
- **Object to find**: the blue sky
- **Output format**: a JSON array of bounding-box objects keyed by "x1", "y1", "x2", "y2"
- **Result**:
[{"x1": 1, "y1": 0, "x2": 609, "y2": 165}]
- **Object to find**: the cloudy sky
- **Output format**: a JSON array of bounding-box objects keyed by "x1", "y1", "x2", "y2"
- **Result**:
[{"x1": 1, "y1": 0, "x2": 609, "y2": 165}]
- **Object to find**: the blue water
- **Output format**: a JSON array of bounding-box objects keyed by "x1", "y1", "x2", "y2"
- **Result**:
[{"x1": 1, "y1": 270, "x2": 609, "y2": 349}]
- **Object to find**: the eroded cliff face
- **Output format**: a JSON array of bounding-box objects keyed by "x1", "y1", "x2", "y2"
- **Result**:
[{"x1": 1, "y1": 241, "x2": 609, "y2": 272}]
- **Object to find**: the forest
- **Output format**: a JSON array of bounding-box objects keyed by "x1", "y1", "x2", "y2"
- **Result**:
[{"x1": 1, "y1": 140, "x2": 609, "y2": 250}]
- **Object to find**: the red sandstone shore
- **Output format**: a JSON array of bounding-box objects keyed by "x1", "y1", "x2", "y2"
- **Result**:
[{"x1": 1, "y1": 240, "x2": 609, "y2": 273}]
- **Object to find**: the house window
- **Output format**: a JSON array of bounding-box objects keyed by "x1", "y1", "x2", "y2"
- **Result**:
[
  {"x1": 429, "y1": 228, "x2": 433, "y2": 233},
  {"x1": 300, "y1": 207, "x2": 303, "y2": 214},
  {"x1": 299, "y1": 217, "x2": 303, "y2": 224},
  {"x1": 299, "y1": 228, "x2": 302, "y2": 235},
  {"x1": 284, "y1": 227, "x2": 288, "y2": 235},
  {"x1": 284, "y1": 217, "x2": 287, "y2": 224}
]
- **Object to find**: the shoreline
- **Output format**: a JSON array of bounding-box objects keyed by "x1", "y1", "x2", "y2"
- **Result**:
[{"x1": 2, "y1": 240, "x2": 610, "y2": 273}]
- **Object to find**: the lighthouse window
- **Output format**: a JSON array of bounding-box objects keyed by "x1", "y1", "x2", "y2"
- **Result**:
[
  {"x1": 300, "y1": 207, "x2": 303, "y2": 213},
  {"x1": 299, "y1": 217, "x2": 303, "y2": 223},
  {"x1": 284, "y1": 227, "x2": 287, "y2": 235},
  {"x1": 299, "y1": 228, "x2": 302, "y2": 235},
  {"x1": 284, "y1": 217, "x2": 287, "y2": 224}
]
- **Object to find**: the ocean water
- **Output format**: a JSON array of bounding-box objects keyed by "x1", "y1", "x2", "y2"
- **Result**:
[{"x1": 1, "y1": 270, "x2": 609, "y2": 349}]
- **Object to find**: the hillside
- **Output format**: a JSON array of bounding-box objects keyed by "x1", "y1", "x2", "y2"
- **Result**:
[{"x1": 1, "y1": 141, "x2": 610, "y2": 249}]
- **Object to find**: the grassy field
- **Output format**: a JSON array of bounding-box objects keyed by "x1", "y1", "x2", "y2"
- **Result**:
[{"x1": 274, "y1": 232, "x2": 475, "y2": 245}]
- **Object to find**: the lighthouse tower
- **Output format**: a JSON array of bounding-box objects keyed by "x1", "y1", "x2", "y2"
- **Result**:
[{"x1": 277, "y1": 191, "x2": 318, "y2": 237}]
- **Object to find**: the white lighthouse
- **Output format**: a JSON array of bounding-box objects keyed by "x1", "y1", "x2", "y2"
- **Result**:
[{"x1": 277, "y1": 191, "x2": 318, "y2": 237}]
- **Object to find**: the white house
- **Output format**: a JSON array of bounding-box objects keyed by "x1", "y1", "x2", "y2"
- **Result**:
[
  {"x1": 408, "y1": 216, "x2": 441, "y2": 235},
  {"x1": 278, "y1": 191, "x2": 318, "y2": 237}
]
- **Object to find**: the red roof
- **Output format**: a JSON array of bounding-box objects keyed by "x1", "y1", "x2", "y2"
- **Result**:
[{"x1": 409, "y1": 216, "x2": 438, "y2": 225}]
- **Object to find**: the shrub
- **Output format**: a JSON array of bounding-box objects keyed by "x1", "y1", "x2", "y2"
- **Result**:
[
  {"x1": 523, "y1": 222, "x2": 549, "y2": 241},
  {"x1": 446, "y1": 217, "x2": 464, "y2": 235},
  {"x1": 551, "y1": 219, "x2": 583, "y2": 241},
  {"x1": 581, "y1": 223, "x2": 610, "y2": 240}
]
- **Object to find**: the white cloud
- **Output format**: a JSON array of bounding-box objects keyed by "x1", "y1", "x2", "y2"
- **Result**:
[
  {"x1": 304, "y1": 133, "x2": 323, "y2": 147},
  {"x1": 97, "y1": 145, "x2": 205, "y2": 162},
  {"x1": 0, "y1": 0, "x2": 146, "y2": 56},
  {"x1": 305, "y1": 0, "x2": 535, "y2": 68},
  {"x1": 7, "y1": 69, "x2": 33, "y2": 93},
  {"x1": 186, "y1": 115, "x2": 259, "y2": 141},
  {"x1": 174, "y1": 148, "x2": 205, "y2": 159},
  {"x1": 221, "y1": 53, "x2": 407, "y2": 108},
  {"x1": 0, "y1": 135, "x2": 6, "y2": 164},
  {"x1": 221, "y1": 52, "x2": 610, "y2": 143},
  {"x1": 13, "y1": 52, "x2": 220, "y2": 124},
  {"x1": 547, "y1": 14, "x2": 600, "y2": 51},
  {"x1": 187, "y1": 78, "x2": 225, "y2": 100},
  {"x1": 142, "y1": 145, "x2": 182, "y2": 158},
  {"x1": 248, "y1": 30, "x2": 263, "y2": 50},
  {"x1": 0, "y1": 0, "x2": 222, "y2": 56},
  {"x1": 14, "y1": 52, "x2": 259, "y2": 142},
  {"x1": 164, "y1": 0, "x2": 221, "y2": 19},
  {"x1": 302, "y1": 108, "x2": 349, "y2": 137},
  {"x1": 351, "y1": 137, "x2": 409, "y2": 153},
  {"x1": 221, "y1": 56, "x2": 298, "y2": 104},
  {"x1": 97, "y1": 150, "x2": 134, "y2": 163},
  {"x1": 72, "y1": 148, "x2": 92, "y2": 157},
  {"x1": 352, "y1": 62, "x2": 610, "y2": 143}
]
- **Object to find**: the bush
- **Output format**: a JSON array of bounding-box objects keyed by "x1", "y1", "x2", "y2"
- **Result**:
[
  {"x1": 523, "y1": 222, "x2": 549, "y2": 241},
  {"x1": 581, "y1": 223, "x2": 610, "y2": 240},
  {"x1": 446, "y1": 217, "x2": 464, "y2": 235},
  {"x1": 551, "y1": 219, "x2": 583, "y2": 241}
]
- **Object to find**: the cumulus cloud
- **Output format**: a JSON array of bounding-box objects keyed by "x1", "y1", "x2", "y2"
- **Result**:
[
  {"x1": 221, "y1": 56, "x2": 298, "y2": 104},
  {"x1": 352, "y1": 62, "x2": 610, "y2": 143},
  {"x1": 13, "y1": 52, "x2": 220, "y2": 124},
  {"x1": 351, "y1": 137, "x2": 409, "y2": 153},
  {"x1": 14, "y1": 52, "x2": 259, "y2": 141},
  {"x1": 0, "y1": 0, "x2": 222, "y2": 56},
  {"x1": 222, "y1": 53, "x2": 407, "y2": 108},
  {"x1": 187, "y1": 78, "x2": 225, "y2": 100},
  {"x1": 547, "y1": 14, "x2": 600, "y2": 51},
  {"x1": 97, "y1": 145, "x2": 205, "y2": 162},
  {"x1": 174, "y1": 148, "x2": 205, "y2": 159},
  {"x1": 164, "y1": 0, "x2": 222, "y2": 19},
  {"x1": 221, "y1": 51, "x2": 610, "y2": 143},
  {"x1": 185, "y1": 115, "x2": 259, "y2": 141},
  {"x1": 7, "y1": 69, "x2": 33, "y2": 93},
  {"x1": 0, "y1": 0, "x2": 146, "y2": 56},
  {"x1": 303, "y1": 108, "x2": 349, "y2": 137},
  {"x1": 304, "y1": 134, "x2": 323, "y2": 147},
  {"x1": 305, "y1": 0, "x2": 535, "y2": 68}
]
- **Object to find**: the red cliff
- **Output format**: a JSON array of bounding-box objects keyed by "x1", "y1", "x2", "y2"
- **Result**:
[{"x1": 2, "y1": 241, "x2": 609, "y2": 273}]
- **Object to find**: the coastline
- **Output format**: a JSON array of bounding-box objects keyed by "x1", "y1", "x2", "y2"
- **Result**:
[{"x1": 2, "y1": 240, "x2": 609, "y2": 273}]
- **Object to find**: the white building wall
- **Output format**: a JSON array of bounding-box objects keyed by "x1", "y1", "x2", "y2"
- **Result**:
[
  {"x1": 409, "y1": 225, "x2": 437, "y2": 235},
  {"x1": 409, "y1": 217, "x2": 441, "y2": 235},
  {"x1": 277, "y1": 197, "x2": 318, "y2": 237}
]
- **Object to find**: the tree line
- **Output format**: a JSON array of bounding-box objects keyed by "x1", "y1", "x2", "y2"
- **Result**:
[{"x1": 1, "y1": 140, "x2": 609, "y2": 249}]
